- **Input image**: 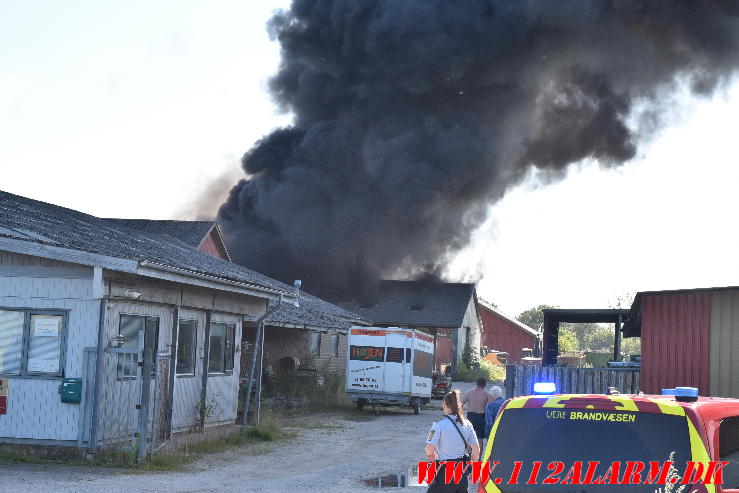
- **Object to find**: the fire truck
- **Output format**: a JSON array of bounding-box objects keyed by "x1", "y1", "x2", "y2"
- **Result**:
[
  {"x1": 480, "y1": 385, "x2": 739, "y2": 493},
  {"x1": 345, "y1": 327, "x2": 434, "y2": 414}
]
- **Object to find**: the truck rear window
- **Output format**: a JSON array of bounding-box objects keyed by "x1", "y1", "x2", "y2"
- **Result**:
[{"x1": 489, "y1": 407, "x2": 692, "y2": 492}]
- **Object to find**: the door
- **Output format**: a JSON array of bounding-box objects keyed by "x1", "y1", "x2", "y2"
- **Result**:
[
  {"x1": 346, "y1": 328, "x2": 385, "y2": 393},
  {"x1": 384, "y1": 330, "x2": 409, "y2": 394}
]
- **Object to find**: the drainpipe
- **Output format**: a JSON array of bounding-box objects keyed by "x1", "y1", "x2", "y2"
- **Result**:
[{"x1": 241, "y1": 280, "x2": 301, "y2": 427}]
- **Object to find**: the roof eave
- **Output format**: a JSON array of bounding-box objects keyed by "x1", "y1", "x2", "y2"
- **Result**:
[
  {"x1": 137, "y1": 261, "x2": 291, "y2": 301},
  {"x1": 478, "y1": 299, "x2": 538, "y2": 337},
  {"x1": 210, "y1": 223, "x2": 233, "y2": 262},
  {"x1": 0, "y1": 237, "x2": 291, "y2": 301},
  {"x1": 0, "y1": 235, "x2": 138, "y2": 273}
]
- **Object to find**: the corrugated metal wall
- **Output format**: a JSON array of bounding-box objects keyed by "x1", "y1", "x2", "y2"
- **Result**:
[
  {"x1": 710, "y1": 290, "x2": 739, "y2": 397},
  {"x1": 641, "y1": 292, "x2": 711, "y2": 394},
  {"x1": 479, "y1": 307, "x2": 537, "y2": 364}
]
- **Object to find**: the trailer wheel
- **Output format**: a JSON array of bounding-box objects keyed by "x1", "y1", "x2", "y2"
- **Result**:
[
  {"x1": 412, "y1": 398, "x2": 421, "y2": 415},
  {"x1": 356, "y1": 399, "x2": 366, "y2": 410}
]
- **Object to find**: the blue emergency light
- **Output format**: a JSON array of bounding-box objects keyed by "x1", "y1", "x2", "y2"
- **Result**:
[
  {"x1": 661, "y1": 388, "x2": 676, "y2": 395},
  {"x1": 674, "y1": 387, "x2": 699, "y2": 402},
  {"x1": 533, "y1": 382, "x2": 556, "y2": 395}
]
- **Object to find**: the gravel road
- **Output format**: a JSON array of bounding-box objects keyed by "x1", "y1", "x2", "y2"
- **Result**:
[
  {"x1": 2, "y1": 383, "x2": 481, "y2": 492},
  {"x1": 1, "y1": 408, "x2": 450, "y2": 492}
]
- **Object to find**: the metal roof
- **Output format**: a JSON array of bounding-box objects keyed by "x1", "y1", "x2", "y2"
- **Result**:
[
  {"x1": 340, "y1": 280, "x2": 476, "y2": 328},
  {"x1": 0, "y1": 190, "x2": 291, "y2": 295},
  {"x1": 542, "y1": 308, "x2": 630, "y2": 324},
  {"x1": 478, "y1": 300, "x2": 538, "y2": 338}
]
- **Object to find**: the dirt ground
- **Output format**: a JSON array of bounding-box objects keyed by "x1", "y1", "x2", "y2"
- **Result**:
[{"x1": 2, "y1": 383, "x2": 479, "y2": 492}]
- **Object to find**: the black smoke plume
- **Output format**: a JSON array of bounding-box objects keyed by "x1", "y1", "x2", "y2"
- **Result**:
[{"x1": 218, "y1": 0, "x2": 739, "y2": 300}]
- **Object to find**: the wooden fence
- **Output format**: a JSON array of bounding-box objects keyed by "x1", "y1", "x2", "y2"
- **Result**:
[{"x1": 504, "y1": 365, "x2": 640, "y2": 398}]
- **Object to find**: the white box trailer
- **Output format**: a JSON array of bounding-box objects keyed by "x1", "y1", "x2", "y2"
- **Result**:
[{"x1": 345, "y1": 327, "x2": 434, "y2": 414}]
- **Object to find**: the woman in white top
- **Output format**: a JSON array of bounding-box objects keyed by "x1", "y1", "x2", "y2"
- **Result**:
[{"x1": 424, "y1": 390, "x2": 480, "y2": 492}]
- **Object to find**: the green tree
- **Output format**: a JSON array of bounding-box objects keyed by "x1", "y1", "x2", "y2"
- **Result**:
[
  {"x1": 558, "y1": 328, "x2": 579, "y2": 353},
  {"x1": 609, "y1": 291, "x2": 636, "y2": 309},
  {"x1": 621, "y1": 337, "x2": 641, "y2": 358},
  {"x1": 516, "y1": 304, "x2": 557, "y2": 332},
  {"x1": 580, "y1": 324, "x2": 615, "y2": 352}
]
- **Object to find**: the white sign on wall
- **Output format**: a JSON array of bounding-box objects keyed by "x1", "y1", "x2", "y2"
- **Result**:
[
  {"x1": 33, "y1": 317, "x2": 60, "y2": 337},
  {"x1": 27, "y1": 359, "x2": 59, "y2": 373}
]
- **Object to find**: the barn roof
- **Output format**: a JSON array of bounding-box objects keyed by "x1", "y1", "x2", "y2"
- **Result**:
[
  {"x1": 0, "y1": 190, "x2": 290, "y2": 296},
  {"x1": 478, "y1": 300, "x2": 538, "y2": 338},
  {"x1": 341, "y1": 280, "x2": 476, "y2": 328}
]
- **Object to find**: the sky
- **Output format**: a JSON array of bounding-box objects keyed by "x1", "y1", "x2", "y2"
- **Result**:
[{"x1": 2, "y1": 2, "x2": 739, "y2": 317}]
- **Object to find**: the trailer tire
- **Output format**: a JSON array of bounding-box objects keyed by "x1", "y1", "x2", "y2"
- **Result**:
[
  {"x1": 356, "y1": 399, "x2": 366, "y2": 411},
  {"x1": 412, "y1": 398, "x2": 421, "y2": 415}
]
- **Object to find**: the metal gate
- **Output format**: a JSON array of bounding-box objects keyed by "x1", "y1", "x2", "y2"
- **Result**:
[{"x1": 91, "y1": 331, "x2": 171, "y2": 460}]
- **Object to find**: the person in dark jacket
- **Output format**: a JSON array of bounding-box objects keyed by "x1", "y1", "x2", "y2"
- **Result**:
[{"x1": 484, "y1": 386, "x2": 505, "y2": 437}]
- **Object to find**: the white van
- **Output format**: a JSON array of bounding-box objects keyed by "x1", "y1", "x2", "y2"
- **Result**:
[{"x1": 345, "y1": 327, "x2": 434, "y2": 414}]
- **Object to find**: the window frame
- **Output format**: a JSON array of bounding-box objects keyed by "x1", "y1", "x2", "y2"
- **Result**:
[
  {"x1": 720, "y1": 415, "x2": 739, "y2": 492},
  {"x1": 0, "y1": 307, "x2": 68, "y2": 379},
  {"x1": 310, "y1": 332, "x2": 321, "y2": 357},
  {"x1": 116, "y1": 314, "x2": 159, "y2": 380},
  {"x1": 225, "y1": 324, "x2": 235, "y2": 374},
  {"x1": 175, "y1": 319, "x2": 198, "y2": 377},
  {"x1": 330, "y1": 334, "x2": 339, "y2": 358},
  {"x1": 208, "y1": 322, "x2": 236, "y2": 376}
]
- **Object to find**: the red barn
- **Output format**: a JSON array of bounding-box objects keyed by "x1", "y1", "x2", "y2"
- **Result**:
[
  {"x1": 623, "y1": 286, "x2": 739, "y2": 397},
  {"x1": 478, "y1": 301, "x2": 538, "y2": 364}
]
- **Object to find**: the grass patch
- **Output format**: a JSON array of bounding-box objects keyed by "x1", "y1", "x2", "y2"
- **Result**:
[
  {"x1": 0, "y1": 451, "x2": 48, "y2": 464},
  {"x1": 91, "y1": 421, "x2": 293, "y2": 472},
  {"x1": 3, "y1": 410, "x2": 295, "y2": 472}
]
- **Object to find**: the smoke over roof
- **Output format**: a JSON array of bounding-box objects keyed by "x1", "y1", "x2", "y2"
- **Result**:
[{"x1": 217, "y1": 0, "x2": 739, "y2": 300}]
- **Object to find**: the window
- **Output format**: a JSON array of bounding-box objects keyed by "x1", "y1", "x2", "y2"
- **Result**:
[
  {"x1": 117, "y1": 315, "x2": 159, "y2": 378},
  {"x1": 176, "y1": 320, "x2": 197, "y2": 375},
  {"x1": 720, "y1": 416, "x2": 739, "y2": 490},
  {"x1": 310, "y1": 332, "x2": 321, "y2": 356},
  {"x1": 330, "y1": 334, "x2": 339, "y2": 357},
  {"x1": 0, "y1": 309, "x2": 66, "y2": 377},
  {"x1": 386, "y1": 347, "x2": 404, "y2": 363},
  {"x1": 118, "y1": 314, "x2": 159, "y2": 351},
  {"x1": 208, "y1": 323, "x2": 235, "y2": 374}
]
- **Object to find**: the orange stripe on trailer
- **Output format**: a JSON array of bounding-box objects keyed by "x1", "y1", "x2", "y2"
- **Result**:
[
  {"x1": 351, "y1": 328, "x2": 422, "y2": 337},
  {"x1": 415, "y1": 332, "x2": 434, "y2": 343}
]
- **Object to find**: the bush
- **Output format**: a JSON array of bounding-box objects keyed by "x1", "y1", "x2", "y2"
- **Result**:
[{"x1": 455, "y1": 360, "x2": 505, "y2": 382}]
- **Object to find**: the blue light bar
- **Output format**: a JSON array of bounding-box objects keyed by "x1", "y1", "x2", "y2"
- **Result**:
[
  {"x1": 674, "y1": 387, "x2": 699, "y2": 398},
  {"x1": 661, "y1": 388, "x2": 676, "y2": 395},
  {"x1": 533, "y1": 382, "x2": 556, "y2": 395}
]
